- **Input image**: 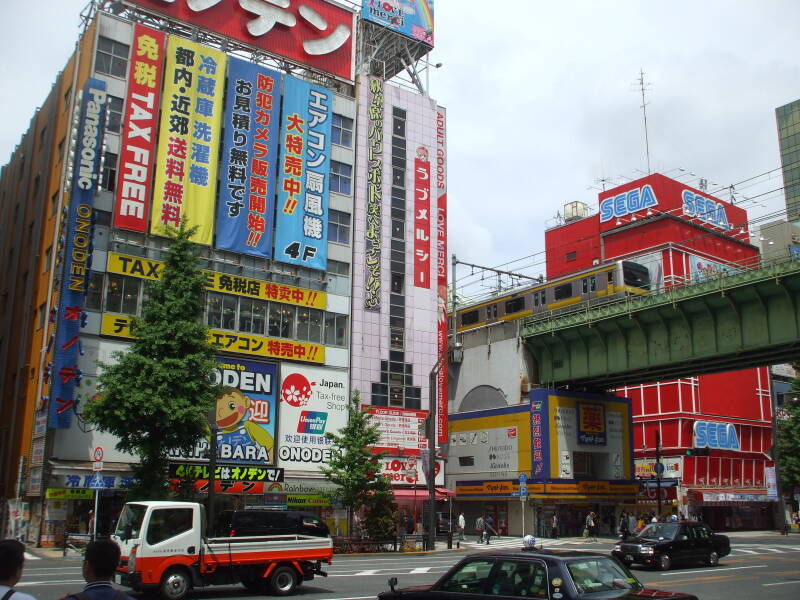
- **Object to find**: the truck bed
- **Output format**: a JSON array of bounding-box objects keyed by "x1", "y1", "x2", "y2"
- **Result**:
[{"x1": 203, "y1": 534, "x2": 333, "y2": 567}]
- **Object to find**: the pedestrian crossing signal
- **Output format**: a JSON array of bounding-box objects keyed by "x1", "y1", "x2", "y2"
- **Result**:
[{"x1": 685, "y1": 447, "x2": 710, "y2": 456}]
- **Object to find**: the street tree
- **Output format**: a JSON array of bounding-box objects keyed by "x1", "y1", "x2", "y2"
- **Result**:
[
  {"x1": 83, "y1": 222, "x2": 219, "y2": 499},
  {"x1": 776, "y1": 362, "x2": 800, "y2": 495},
  {"x1": 320, "y1": 390, "x2": 389, "y2": 535}
]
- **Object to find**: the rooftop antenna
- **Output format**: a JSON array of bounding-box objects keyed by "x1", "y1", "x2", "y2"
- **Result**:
[{"x1": 636, "y1": 69, "x2": 653, "y2": 175}]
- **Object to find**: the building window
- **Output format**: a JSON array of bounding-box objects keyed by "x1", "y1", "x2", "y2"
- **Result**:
[
  {"x1": 573, "y1": 452, "x2": 595, "y2": 477},
  {"x1": 327, "y1": 259, "x2": 350, "y2": 278},
  {"x1": 238, "y1": 297, "x2": 266, "y2": 335},
  {"x1": 101, "y1": 152, "x2": 118, "y2": 192},
  {"x1": 37, "y1": 303, "x2": 46, "y2": 329},
  {"x1": 63, "y1": 85, "x2": 72, "y2": 110},
  {"x1": 324, "y1": 313, "x2": 348, "y2": 347},
  {"x1": 331, "y1": 114, "x2": 353, "y2": 148},
  {"x1": 95, "y1": 36, "x2": 130, "y2": 78},
  {"x1": 106, "y1": 95, "x2": 124, "y2": 134},
  {"x1": 330, "y1": 161, "x2": 352, "y2": 195},
  {"x1": 391, "y1": 219, "x2": 404, "y2": 239},
  {"x1": 57, "y1": 138, "x2": 65, "y2": 164},
  {"x1": 43, "y1": 246, "x2": 52, "y2": 272},
  {"x1": 328, "y1": 209, "x2": 351, "y2": 244},
  {"x1": 566, "y1": 251, "x2": 577, "y2": 262},
  {"x1": 206, "y1": 292, "x2": 237, "y2": 330},
  {"x1": 51, "y1": 191, "x2": 58, "y2": 216},
  {"x1": 391, "y1": 273, "x2": 404, "y2": 294},
  {"x1": 85, "y1": 271, "x2": 104, "y2": 311},
  {"x1": 104, "y1": 273, "x2": 140, "y2": 314},
  {"x1": 39, "y1": 126, "x2": 48, "y2": 148}
]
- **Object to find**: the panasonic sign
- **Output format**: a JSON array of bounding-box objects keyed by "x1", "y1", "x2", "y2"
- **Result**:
[
  {"x1": 599, "y1": 184, "x2": 658, "y2": 223},
  {"x1": 693, "y1": 421, "x2": 740, "y2": 451}
]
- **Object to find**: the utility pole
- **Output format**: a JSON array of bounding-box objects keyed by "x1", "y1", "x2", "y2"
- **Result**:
[
  {"x1": 655, "y1": 429, "x2": 662, "y2": 518},
  {"x1": 636, "y1": 69, "x2": 652, "y2": 175}
]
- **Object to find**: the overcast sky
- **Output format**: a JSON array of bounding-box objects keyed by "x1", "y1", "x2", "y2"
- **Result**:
[{"x1": 2, "y1": 1, "x2": 799, "y2": 296}]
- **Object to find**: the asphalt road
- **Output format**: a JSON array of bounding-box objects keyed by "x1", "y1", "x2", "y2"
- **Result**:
[{"x1": 17, "y1": 534, "x2": 800, "y2": 600}]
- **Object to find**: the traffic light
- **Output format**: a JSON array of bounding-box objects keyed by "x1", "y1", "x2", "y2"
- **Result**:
[{"x1": 685, "y1": 447, "x2": 711, "y2": 457}]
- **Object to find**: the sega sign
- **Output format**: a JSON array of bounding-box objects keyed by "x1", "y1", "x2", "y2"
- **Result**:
[
  {"x1": 693, "y1": 420, "x2": 740, "y2": 451},
  {"x1": 599, "y1": 184, "x2": 657, "y2": 223},
  {"x1": 682, "y1": 190, "x2": 732, "y2": 230}
]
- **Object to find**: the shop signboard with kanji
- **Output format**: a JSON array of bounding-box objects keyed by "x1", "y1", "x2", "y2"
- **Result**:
[
  {"x1": 123, "y1": 0, "x2": 355, "y2": 81},
  {"x1": 169, "y1": 357, "x2": 278, "y2": 464},
  {"x1": 277, "y1": 365, "x2": 348, "y2": 471},
  {"x1": 274, "y1": 75, "x2": 333, "y2": 270},
  {"x1": 577, "y1": 402, "x2": 607, "y2": 446},
  {"x1": 49, "y1": 78, "x2": 108, "y2": 428},
  {"x1": 114, "y1": 24, "x2": 166, "y2": 232},
  {"x1": 361, "y1": 0, "x2": 434, "y2": 46},
  {"x1": 216, "y1": 57, "x2": 282, "y2": 257},
  {"x1": 150, "y1": 37, "x2": 226, "y2": 244},
  {"x1": 413, "y1": 148, "x2": 432, "y2": 288},
  {"x1": 435, "y1": 106, "x2": 448, "y2": 444},
  {"x1": 169, "y1": 463, "x2": 283, "y2": 494},
  {"x1": 363, "y1": 77, "x2": 383, "y2": 310}
]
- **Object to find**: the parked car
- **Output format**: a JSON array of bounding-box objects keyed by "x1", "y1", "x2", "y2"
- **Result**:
[
  {"x1": 379, "y1": 550, "x2": 699, "y2": 600},
  {"x1": 611, "y1": 521, "x2": 730, "y2": 571},
  {"x1": 213, "y1": 509, "x2": 330, "y2": 538}
]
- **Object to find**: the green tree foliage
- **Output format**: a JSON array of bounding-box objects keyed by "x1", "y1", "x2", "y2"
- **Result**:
[
  {"x1": 362, "y1": 477, "x2": 399, "y2": 539},
  {"x1": 83, "y1": 222, "x2": 218, "y2": 499},
  {"x1": 320, "y1": 390, "x2": 390, "y2": 535},
  {"x1": 777, "y1": 363, "x2": 800, "y2": 493}
]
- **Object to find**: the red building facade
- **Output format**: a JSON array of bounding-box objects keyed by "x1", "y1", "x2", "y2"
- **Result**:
[{"x1": 544, "y1": 174, "x2": 776, "y2": 530}]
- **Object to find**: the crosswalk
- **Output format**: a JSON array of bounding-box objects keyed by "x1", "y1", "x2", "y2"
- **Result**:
[
  {"x1": 24, "y1": 552, "x2": 41, "y2": 560},
  {"x1": 458, "y1": 537, "x2": 574, "y2": 550}
]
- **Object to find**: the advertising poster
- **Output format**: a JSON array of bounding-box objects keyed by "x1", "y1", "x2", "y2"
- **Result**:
[
  {"x1": 688, "y1": 254, "x2": 739, "y2": 282},
  {"x1": 413, "y1": 149, "x2": 431, "y2": 288},
  {"x1": 168, "y1": 357, "x2": 278, "y2": 464},
  {"x1": 274, "y1": 76, "x2": 333, "y2": 270},
  {"x1": 277, "y1": 365, "x2": 348, "y2": 471},
  {"x1": 380, "y1": 456, "x2": 444, "y2": 486},
  {"x1": 150, "y1": 37, "x2": 226, "y2": 244},
  {"x1": 435, "y1": 106, "x2": 447, "y2": 444},
  {"x1": 216, "y1": 57, "x2": 282, "y2": 257},
  {"x1": 362, "y1": 0, "x2": 434, "y2": 45},
  {"x1": 49, "y1": 78, "x2": 107, "y2": 428},
  {"x1": 113, "y1": 24, "x2": 165, "y2": 232}
]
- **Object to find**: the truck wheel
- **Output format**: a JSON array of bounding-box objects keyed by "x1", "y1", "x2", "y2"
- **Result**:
[
  {"x1": 268, "y1": 566, "x2": 298, "y2": 596},
  {"x1": 705, "y1": 550, "x2": 719, "y2": 566},
  {"x1": 657, "y1": 553, "x2": 671, "y2": 571},
  {"x1": 160, "y1": 567, "x2": 192, "y2": 600}
]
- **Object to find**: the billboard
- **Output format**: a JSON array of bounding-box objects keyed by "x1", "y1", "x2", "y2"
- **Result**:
[
  {"x1": 49, "y1": 79, "x2": 108, "y2": 428},
  {"x1": 380, "y1": 456, "x2": 444, "y2": 486},
  {"x1": 367, "y1": 406, "x2": 428, "y2": 454},
  {"x1": 435, "y1": 106, "x2": 447, "y2": 445},
  {"x1": 168, "y1": 357, "x2": 278, "y2": 464},
  {"x1": 413, "y1": 149, "x2": 431, "y2": 288},
  {"x1": 688, "y1": 253, "x2": 739, "y2": 282},
  {"x1": 364, "y1": 77, "x2": 383, "y2": 310},
  {"x1": 274, "y1": 76, "x2": 332, "y2": 270},
  {"x1": 361, "y1": 0, "x2": 434, "y2": 46},
  {"x1": 125, "y1": 0, "x2": 355, "y2": 81},
  {"x1": 277, "y1": 365, "x2": 348, "y2": 471},
  {"x1": 150, "y1": 37, "x2": 227, "y2": 244},
  {"x1": 113, "y1": 24, "x2": 166, "y2": 232},
  {"x1": 216, "y1": 57, "x2": 282, "y2": 257}
]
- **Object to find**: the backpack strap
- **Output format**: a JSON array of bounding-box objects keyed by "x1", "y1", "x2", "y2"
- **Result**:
[{"x1": 2, "y1": 589, "x2": 16, "y2": 600}]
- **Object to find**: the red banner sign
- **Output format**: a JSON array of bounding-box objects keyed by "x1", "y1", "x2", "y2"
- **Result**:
[
  {"x1": 414, "y1": 152, "x2": 431, "y2": 288},
  {"x1": 123, "y1": 0, "x2": 355, "y2": 81},
  {"x1": 435, "y1": 108, "x2": 448, "y2": 444},
  {"x1": 114, "y1": 24, "x2": 165, "y2": 232}
]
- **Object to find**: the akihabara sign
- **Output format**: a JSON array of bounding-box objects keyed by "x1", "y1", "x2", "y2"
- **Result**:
[
  {"x1": 169, "y1": 358, "x2": 278, "y2": 464},
  {"x1": 124, "y1": 0, "x2": 355, "y2": 81},
  {"x1": 277, "y1": 365, "x2": 348, "y2": 471}
]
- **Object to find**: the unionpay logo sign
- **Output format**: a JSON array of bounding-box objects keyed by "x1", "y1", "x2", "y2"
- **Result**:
[{"x1": 298, "y1": 410, "x2": 328, "y2": 434}]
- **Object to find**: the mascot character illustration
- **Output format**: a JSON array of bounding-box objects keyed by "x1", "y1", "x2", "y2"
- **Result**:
[{"x1": 211, "y1": 387, "x2": 274, "y2": 462}]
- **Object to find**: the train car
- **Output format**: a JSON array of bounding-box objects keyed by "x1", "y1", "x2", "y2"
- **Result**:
[{"x1": 455, "y1": 260, "x2": 651, "y2": 334}]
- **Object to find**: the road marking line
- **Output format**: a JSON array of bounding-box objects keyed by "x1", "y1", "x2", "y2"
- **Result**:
[
  {"x1": 660, "y1": 564, "x2": 767, "y2": 575},
  {"x1": 734, "y1": 549, "x2": 759, "y2": 554},
  {"x1": 354, "y1": 570, "x2": 381, "y2": 576},
  {"x1": 410, "y1": 567, "x2": 433, "y2": 574},
  {"x1": 23, "y1": 553, "x2": 40, "y2": 560},
  {"x1": 764, "y1": 581, "x2": 800, "y2": 586},
  {"x1": 17, "y1": 580, "x2": 86, "y2": 587}
]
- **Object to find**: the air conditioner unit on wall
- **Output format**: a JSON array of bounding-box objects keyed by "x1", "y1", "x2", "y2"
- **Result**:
[{"x1": 592, "y1": 258, "x2": 600, "y2": 265}]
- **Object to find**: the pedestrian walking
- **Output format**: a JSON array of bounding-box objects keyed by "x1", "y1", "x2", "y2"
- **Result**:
[
  {"x1": 475, "y1": 514, "x2": 485, "y2": 543},
  {"x1": 61, "y1": 539, "x2": 133, "y2": 600},
  {"x1": 618, "y1": 512, "x2": 630, "y2": 540},
  {"x1": 457, "y1": 512, "x2": 466, "y2": 541},
  {"x1": 550, "y1": 513, "x2": 559, "y2": 539},
  {"x1": 484, "y1": 514, "x2": 497, "y2": 545},
  {"x1": 585, "y1": 511, "x2": 598, "y2": 542},
  {"x1": 0, "y1": 539, "x2": 38, "y2": 600}
]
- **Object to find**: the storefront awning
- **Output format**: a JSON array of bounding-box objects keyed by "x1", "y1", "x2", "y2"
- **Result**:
[{"x1": 392, "y1": 487, "x2": 454, "y2": 501}]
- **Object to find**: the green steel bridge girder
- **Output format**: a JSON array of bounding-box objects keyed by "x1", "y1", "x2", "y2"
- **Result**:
[{"x1": 521, "y1": 259, "x2": 800, "y2": 388}]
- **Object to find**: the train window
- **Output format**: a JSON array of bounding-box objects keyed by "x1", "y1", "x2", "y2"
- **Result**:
[
  {"x1": 505, "y1": 297, "x2": 525, "y2": 314},
  {"x1": 488, "y1": 304, "x2": 498, "y2": 319},
  {"x1": 533, "y1": 293, "x2": 539, "y2": 307},
  {"x1": 554, "y1": 283, "x2": 572, "y2": 301},
  {"x1": 539, "y1": 291, "x2": 547, "y2": 306},
  {"x1": 582, "y1": 278, "x2": 588, "y2": 293},
  {"x1": 608, "y1": 271, "x2": 614, "y2": 283},
  {"x1": 590, "y1": 275, "x2": 596, "y2": 291},
  {"x1": 461, "y1": 310, "x2": 479, "y2": 326},
  {"x1": 622, "y1": 261, "x2": 651, "y2": 289}
]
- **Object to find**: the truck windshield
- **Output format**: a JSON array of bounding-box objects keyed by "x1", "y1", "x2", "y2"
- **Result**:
[{"x1": 115, "y1": 503, "x2": 147, "y2": 539}]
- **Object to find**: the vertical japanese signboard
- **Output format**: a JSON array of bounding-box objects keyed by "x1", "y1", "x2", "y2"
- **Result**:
[
  {"x1": 435, "y1": 107, "x2": 448, "y2": 444},
  {"x1": 577, "y1": 402, "x2": 607, "y2": 446},
  {"x1": 364, "y1": 77, "x2": 383, "y2": 310},
  {"x1": 150, "y1": 37, "x2": 226, "y2": 244},
  {"x1": 113, "y1": 24, "x2": 165, "y2": 232},
  {"x1": 49, "y1": 79, "x2": 108, "y2": 428},
  {"x1": 413, "y1": 149, "x2": 431, "y2": 288},
  {"x1": 216, "y1": 57, "x2": 282, "y2": 257},
  {"x1": 530, "y1": 395, "x2": 547, "y2": 478},
  {"x1": 274, "y1": 76, "x2": 332, "y2": 270}
]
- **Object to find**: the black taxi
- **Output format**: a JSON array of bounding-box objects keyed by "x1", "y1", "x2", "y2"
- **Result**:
[{"x1": 378, "y1": 550, "x2": 699, "y2": 600}]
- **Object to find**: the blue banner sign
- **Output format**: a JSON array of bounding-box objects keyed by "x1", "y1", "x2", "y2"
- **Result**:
[
  {"x1": 274, "y1": 76, "x2": 332, "y2": 270},
  {"x1": 49, "y1": 78, "x2": 108, "y2": 429},
  {"x1": 216, "y1": 57, "x2": 282, "y2": 257},
  {"x1": 693, "y1": 420, "x2": 740, "y2": 451},
  {"x1": 529, "y1": 393, "x2": 549, "y2": 478}
]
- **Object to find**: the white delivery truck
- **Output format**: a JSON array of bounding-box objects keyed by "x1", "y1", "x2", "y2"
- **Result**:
[{"x1": 111, "y1": 501, "x2": 332, "y2": 600}]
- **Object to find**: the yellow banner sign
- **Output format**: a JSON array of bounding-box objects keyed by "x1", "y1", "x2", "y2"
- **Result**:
[
  {"x1": 106, "y1": 252, "x2": 326, "y2": 309},
  {"x1": 101, "y1": 314, "x2": 325, "y2": 364},
  {"x1": 151, "y1": 37, "x2": 227, "y2": 244},
  {"x1": 45, "y1": 488, "x2": 94, "y2": 500},
  {"x1": 455, "y1": 481, "x2": 544, "y2": 496}
]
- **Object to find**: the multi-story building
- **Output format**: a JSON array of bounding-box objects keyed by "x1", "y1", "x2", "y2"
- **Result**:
[
  {"x1": 776, "y1": 99, "x2": 800, "y2": 222},
  {"x1": 0, "y1": 0, "x2": 445, "y2": 544}
]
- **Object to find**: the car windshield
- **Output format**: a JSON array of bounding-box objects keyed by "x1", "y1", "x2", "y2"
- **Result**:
[
  {"x1": 637, "y1": 523, "x2": 679, "y2": 540},
  {"x1": 566, "y1": 558, "x2": 643, "y2": 597},
  {"x1": 115, "y1": 503, "x2": 147, "y2": 539}
]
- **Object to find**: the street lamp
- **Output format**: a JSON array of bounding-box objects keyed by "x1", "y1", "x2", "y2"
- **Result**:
[{"x1": 426, "y1": 341, "x2": 462, "y2": 551}]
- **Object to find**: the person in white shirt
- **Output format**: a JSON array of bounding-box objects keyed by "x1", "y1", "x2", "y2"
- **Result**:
[
  {"x1": 457, "y1": 512, "x2": 466, "y2": 540},
  {"x1": 0, "y1": 539, "x2": 38, "y2": 600}
]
